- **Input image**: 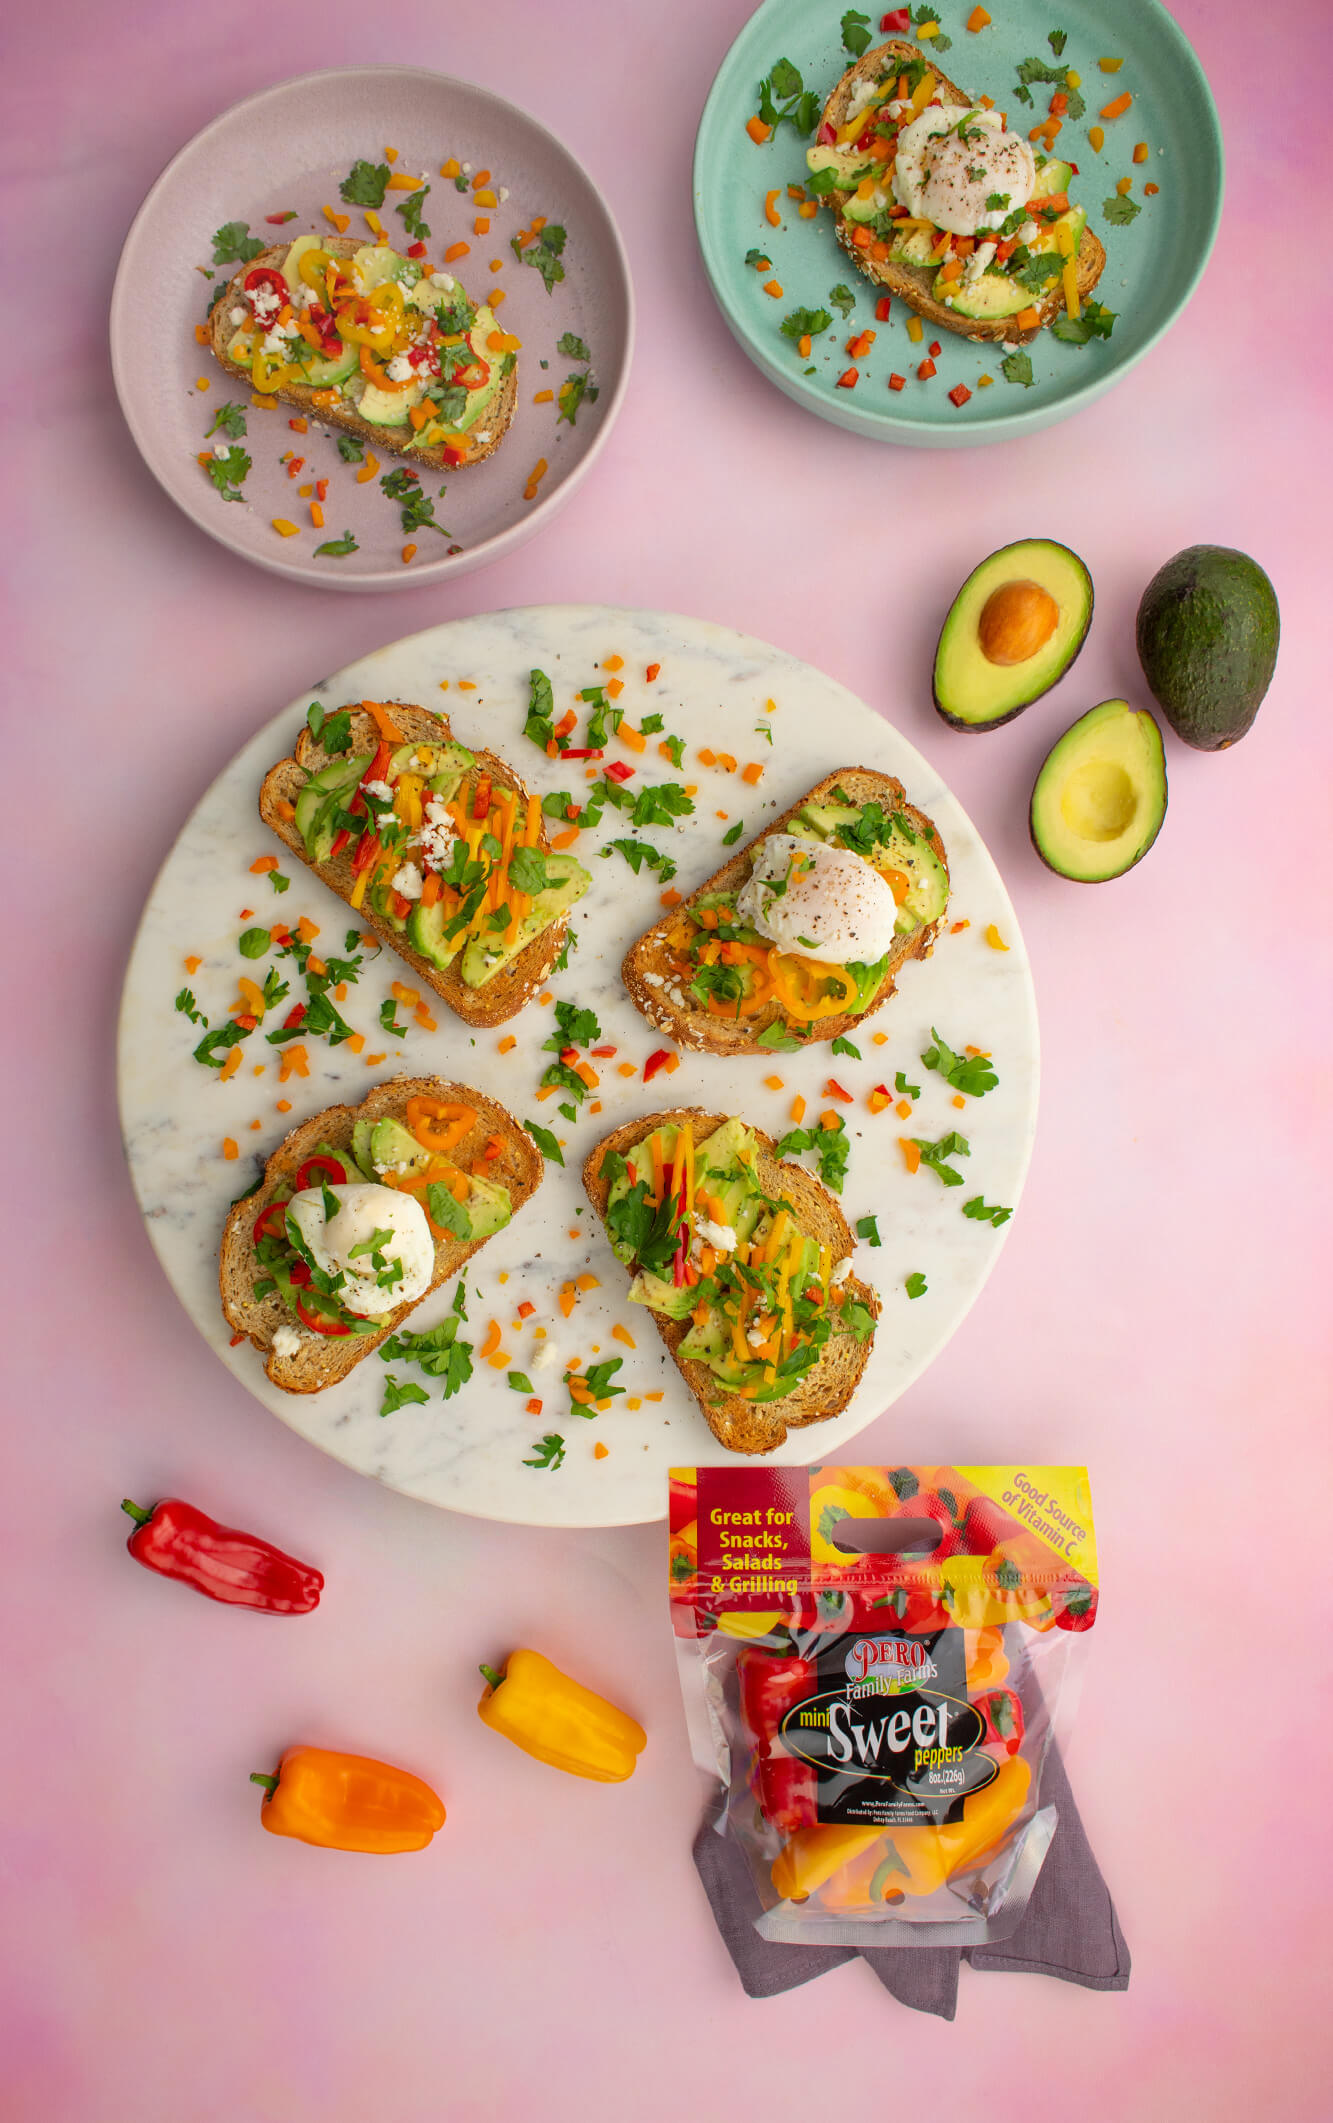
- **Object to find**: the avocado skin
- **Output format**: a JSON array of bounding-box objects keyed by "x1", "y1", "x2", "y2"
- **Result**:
[{"x1": 1135, "y1": 545, "x2": 1279, "y2": 751}]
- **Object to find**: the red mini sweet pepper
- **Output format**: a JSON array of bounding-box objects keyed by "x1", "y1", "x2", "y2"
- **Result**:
[
  {"x1": 738, "y1": 1649, "x2": 818, "y2": 1832},
  {"x1": 121, "y1": 1498, "x2": 324, "y2": 1614}
]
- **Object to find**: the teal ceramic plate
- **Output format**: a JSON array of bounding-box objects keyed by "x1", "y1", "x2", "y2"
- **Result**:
[{"x1": 694, "y1": 0, "x2": 1222, "y2": 446}]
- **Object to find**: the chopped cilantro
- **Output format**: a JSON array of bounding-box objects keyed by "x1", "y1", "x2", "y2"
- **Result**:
[
  {"x1": 380, "y1": 1373, "x2": 431, "y2": 1415},
  {"x1": 314, "y1": 531, "x2": 359, "y2": 556},
  {"x1": 380, "y1": 468, "x2": 451, "y2": 538},
  {"x1": 206, "y1": 446, "x2": 250, "y2": 502},
  {"x1": 210, "y1": 221, "x2": 264, "y2": 268},
  {"x1": 524, "y1": 1120, "x2": 565, "y2": 1166},
  {"x1": 1049, "y1": 29, "x2": 1067, "y2": 54},
  {"x1": 396, "y1": 184, "x2": 430, "y2": 241},
  {"x1": 306, "y1": 703, "x2": 353, "y2": 753},
  {"x1": 757, "y1": 58, "x2": 821, "y2": 138},
  {"x1": 781, "y1": 305, "x2": 832, "y2": 343},
  {"x1": 380, "y1": 1312, "x2": 473, "y2": 1396},
  {"x1": 856, "y1": 1214, "x2": 881, "y2": 1248},
  {"x1": 1001, "y1": 350, "x2": 1035, "y2": 389},
  {"x1": 721, "y1": 820, "x2": 745, "y2": 846},
  {"x1": 174, "y1": 988, "x2": 206, "y2": 1026},
  {"x1": 557, "y1": 370, "x2": 598, "y2": 425},
  {"x1": 912, "y1": 1131, "x2": 971, "y2": 1186},
  {"x1": 507, "y1": 1371, "x2": 535, "y2": 1394},
  {"x1": 524, "y1": 668, "x2": 556, "y2": 750},
  {"x1": 238, "y1": 927, "x2": 270, "y2": 959},
  {"x1": 827, "y1": 283, "x2": 856, "y2": 319},
  {"x1": 336, "y1": 435, "x2": 366, "y2": 464},
  {"x1": 841, "y1": 10, "x2": 871, "y2": 57},
  {"x1": 425, "y1": 1184, "x2": 472, "y2": 1240},
  {"x1": 524, "y1": 1433, "x2": 566, "y2": 1470},
  {"x1": 1102, "y1": 193, "x2": 1142, "y2": 225},
  {"x1": 905, "y1": 1271, "x2": 928, "y2": 1299},
  {"x1": 920, "y1": 1028, "x2": 998, "y2": 1097},
  {"x1": 557, "y1": 332, "x2": 590, "y2": 360},
  {"x1": 543, "y1": 1000, "x2": 601, "y2": 1051},
  {"x1": 193, "y1": 1020, "x2": 248, "y2": 1068},
  {"x1": 894, "y1": 1070, "x2": 920, "y2": 1100},
  {"x1": 513, "y1": 223, "x2": 567, "y2": 293},
  {"x1": 985, "y1": 192, "x2": 1010, "y2": 213},
  {"x1": 1051, "y1": 299, "x2": 1117, "y2": 343},
  {"x1": 962, "y1": 1195, "x2": 1013, "y2": 1227},
  {"x1": 339, "y1": 159, "x2": 390, "y2": 208},
  {"x1": 508, "y1": 844, "x2": 556, "y2": 895},
  {"x1": 379, "y1": 998, "x2": 406, "y2": 1040},
  {"x1": 777, "y1": 1117, "x2": 849, "y2": 1194},
  {"x1": 831, "y1": 1036, "x2": 861, "y2": 1059},
  {"x1": 601, "y1": 837, "x2": 677, "y2": 882},
  {"x1": 205, "y1": 402, "x2": 247, "y2": 441},
  {"x1": 756, "y1": 1021, "x2": 807, "y2": 1053},
  {"x1": 909, "y1": 6, "x2": 951, "y2": 50}
]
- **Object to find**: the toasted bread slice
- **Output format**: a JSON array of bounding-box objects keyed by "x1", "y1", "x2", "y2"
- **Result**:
[
  {"x1": 208, "y1": 239, "x2": 517, "y2": 470},
  {"x1": 821, "y1": 40, "x2": 1106, "y2": 345},
  {"x1": 621, "y1": 768, "x2": 947, "y2": 1055},
  {"x1": 259, "y1": 703, "x2": 574, "y2": 1028},
  {"x1": 583, "y1": 1110, "x2": 879, "y2": 1456},
  {"x1": 220, "y1": 1075, "x2": 543, "y2": 1394}
]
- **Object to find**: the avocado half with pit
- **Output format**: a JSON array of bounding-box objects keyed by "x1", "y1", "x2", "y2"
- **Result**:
[
  {"x1": 1030, "y1": 700, "x2": 1166, "y2": 882},
  {"x1": 933, "y1": 539, "x2": 1093, "y2": 732}
]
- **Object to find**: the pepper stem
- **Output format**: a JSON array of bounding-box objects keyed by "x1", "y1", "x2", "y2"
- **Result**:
[
  {"x1": 121, "y1": 1498, "x2": 152, "y2": 1526},
  {"x1": 249, "y1": 1772, "x2": 279, "y2": 1794},
  {"x1": 478, "y1": 1663, "x2": 505, "y2": 1691}
]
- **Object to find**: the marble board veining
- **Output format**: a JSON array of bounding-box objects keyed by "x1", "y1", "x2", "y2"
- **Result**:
[{"x1": 118, "y1": 605, "x2": 1038, "y2": 1527}]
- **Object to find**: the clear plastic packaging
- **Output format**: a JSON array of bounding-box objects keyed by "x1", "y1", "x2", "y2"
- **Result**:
[{"x1": 670, "y1": 1462, "x2": 1098, "y2": 1947}]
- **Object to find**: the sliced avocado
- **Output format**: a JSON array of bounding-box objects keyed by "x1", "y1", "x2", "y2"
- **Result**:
[
  {"x1": 352, "y1": 243, "x2": 422, "y2": 291},
  {"x1": 459, "y1": 852, "x2": 589, "y2": 989},
  {"x1": 294, "y1": 751, "x2": 372, "y2": 860},
  {"x1": 889, "y1": 226, "x2": 938, "y2": 267},
  {"x1": 464, "y1": 1173, "x2": 512, "y2": 1238},
  {"x1": 933, "y1": 539, "x2": 1093, "y2": 733},
  {"x1": 357, "y1": 379, "x2": 426, "y2": 428},
  {"x1": 369, "y1": 1117, "x2": 435, "y2": 1179},
  {"x1": 1031, "y1": 159, "x2": 1074, "y2": 196},
  {"x1": 935, "y1": 268, "x2": 1032, "y2": 322},
  {"x1": 1135, "y1": 545, "x2": 1279, "y2": 751},
  {"x1": 298, "y1": 341, "x2": 358, "y2": 388},
  {"x1": 693, "y1": 1115, "x2": 757, "y2": 1180},
  {"x1": 841, "y1": 185, "x2": 893, "y2": 226},
  {"x1": 388, "y1": 739, "x2": 476, "y2": 785},
  {"x1": 805, "y1": 142, "x2": 879, "y2": 190},
  {"x1": 279, "y1": 234, "x2": 324, "y2": 287},
  {"x1": 1030, "y1": 699, "x2": 1167, "y2": 881},
  {"x1": 349, "y1": 1120, "x2": 378, "y2": 1181},
  {"x1": 629, "y1": 1268, "x2": 695, "y2": 1321},
  {"x1": 407, "y1": 898, "x2": 462, "y2": 971}
]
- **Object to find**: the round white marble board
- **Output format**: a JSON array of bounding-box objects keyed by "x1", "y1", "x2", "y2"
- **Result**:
[{"x1": 118, "y1": 605, "x2": 1038, "y2": 1528}]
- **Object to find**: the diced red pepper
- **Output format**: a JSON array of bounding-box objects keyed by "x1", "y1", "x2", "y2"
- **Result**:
[
  {"x1": 407, "y1": 240, "x2": 428, "y2": 258},
  {"x1": 823, "y1": 1078, "x2": 853, "y2": 1102},
  {"x1": 836, "y1": 367, "x2": 859, "y2": 389},
  {"x1": 917, "y1": 358, "x2": 936, "y2": 380},
  {"x1": 642, "y1": 1049, "x2": 673, "y2": 1083},
  {"x1": 264, "y1": 211, "x2": 298, "y2": 225},
  {"x1": 928, "y1": 340, "x2": 942, "y2": 356},
  {"x1": 329, "y1": 828, "x2": 352, "y2": 861},
  {"x1": 888, "y1": 372, "x2": 906, "y2": 391},
  {"x1": 352, "y1": 834, "x2": 381, "y2": 874},
  {"x1": 949, "y1": 383, "x2": 973, "y2": 407},
  {"x1": 471, "y1": 773, "x2": 492, "y2": 820},
  {"x1": 295, "y1": 1291, "x2": 352, "y2": 1336},
  {"x1": 881, "y1": 8, "x2": 911, "y2": 27},
  {"x1": 604, "y1": 759, "x2": 634, "y2": 783},
  {"x1": 875, "y1": 295, "x2": 892, "y2": 321},
  {"x1": 281, "y1": 1003, "x2": 307, "y2": 1031},
  {"x1": 560, "y1": 747, "x2": 603, "y2": 760},
  {"x1": 590, "y1": 1045, "x2": 617, "y2": 1057},
  {"x1": 560, "y1": 1045, "x2": 581, "y2": 1065},
  {"x1": 235, "y1": 1013, "x2": 257, "y2": 1032},
  {"x1": 817, "y1": 120, "x2": 836, "y2": 145}
]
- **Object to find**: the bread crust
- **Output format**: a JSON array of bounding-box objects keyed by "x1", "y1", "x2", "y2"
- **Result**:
[
  {"x1": 220, "y1": 1075, "x2": 543, "y2": 1394},
  {"x1": 821, "y1": 40, "x2": 1106, "y2": 344},
  {"x1": 583, "y1": 1109, "x2": 879, "y2": 1456},
  {"x1": 208, "y1": 239, "x2": 516, "y2": 469},
  {"x1": 259, "y1": 703, "x2": 574, "y2": 1028},
  {"x1": 620, "y1": 767, "x2": 947, "y2": 1055}
]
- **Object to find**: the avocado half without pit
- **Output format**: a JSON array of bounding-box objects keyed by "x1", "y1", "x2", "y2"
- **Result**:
[
  {"x1": 1030, "y1": 699, "x2": 1167, "y2": 882},
  {"x1": 933, "y1": 539, "x2": 1093, "y2": 731}
]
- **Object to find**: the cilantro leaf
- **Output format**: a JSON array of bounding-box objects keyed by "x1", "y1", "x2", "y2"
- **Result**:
[
  {"x1": 524, "y1": 668, "x2": 556, "y2": 750},
  {"x1": 831, "y1": 1035, "x2": 861, "y2": 1059},
  {"x1": 175, "y1": 988, "x2": 206, "y2": 1026},
  {"x1": 721, "y1": 820, "x2": 745, "y2": 847},
  {"x1": 905, "y1": 1272, "x2": 928, "y2": 1299},
  {"x1": 1102, "y1": 193, "x2": 1142, "y2": 225},
  {"x1": 524, "y1": 1120, "x2": 565, "y2": 1166},
  {"x1": 780, "y1": 305, "x2": 832, "y2": 342},
  {"x1": 1050, "y1": 300, "x2": 1117, "y2": 344},
  {"x1": 1001, "y1": 351, "x2": 1035, "y2": 389},
  {"x1": 827, "y1": 283, "x2": 856, "y2": 319},
  {"x1": 962, "y1": 1194, "x2": 1013, "y2": 1227},
  {"x1": 339, "y1": 159, "x2": 390, "y2": 208},
  {"x1": 856, "y1": 1214, "x2": 881, "y2": 1248},
  {"x1": 1048, "y1": 29, "x2": 1067, "y2": 54},
  {"x1": 193, "y1": 1020, "x2": 248, "y2": 1068},
  {"x1": 557, "y1": 370, "x2": 598, "y2": 425},
  {"x1": 514, "y1": 223, "x2": 567, "y2": 293},
  {"x1": 756, "y1": 1022, "x2": 806, "y2": 1053},
  {"x1": 238, "y1": 927, "x2": 270, "y2": 959},
  {"x1": 380, "y1": 468, "x2": 451, "y2": 538},
  {"x1": 380, "y1": 1316, "x2": 474, "y2": 1396},
  {"x1": 425, "y1": 1184, "x2": 473, "y2": 1240},
  {"x1": 524, "y1": 1433, "x2": 566, "y2": 1469},
  {"x1": 205, "y1": 402, "x2": 247, "y2": 441},
  {"x1": 314, "y1": 531, "x2": 359, "y2": 557},
  {"x1": 210, "y1": 221, "x2": 264, "y2": 268},
  {"x1": 508, "y1": 845, "x2": 555, "y2": 895},
  {"x1": 336, "y1": 435, "x2": 365, "y2": 464},
  {"x1": 920, "y1": 1028, "x2": 998, "y2": 1097},
  {"x1": 894, "y1": 1070, "x2": 920, "y2": 1100},
  {"x1": 841, "y1": 9, "x2": 871, "y2": 57},
  {"x1": 379, "y1": 998, "x2": 406, "y2": 1040},
  {"x1": 206, "y1": 446, "x2": 250, "y2": 502},
  {"x1": 912, "y1": 1131, "x2": 971, "y2": 1186},
  {"x1": 543, "y1": 1000, "x2": 601, "y2": 1051},
  {"x1": 396, "y1": 183, "x2": 430, "y2": 241},
  {"x1": 600, "y1": 837, "x2": 677, "y2": 882},
  {"x1": 557, "y1": 332, "x2": 590, "y2": 361},
  {"x1": 380, "y1": 1372, "x2": 430, "y2": 1415},
  {"x1": 507, "y1": 1371, "x2": 535, "y2": 1394},
  {"x1": 606, "y1": 1177, "x2": 681, "y2": 1279},
  {"x1": 306, "y1": 703, "x2": 353, "y2": 753}
]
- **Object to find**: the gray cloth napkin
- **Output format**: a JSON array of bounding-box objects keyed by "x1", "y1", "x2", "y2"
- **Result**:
[{"x1": 692, "y1": 1744, "x2": 1130, "y2": 2018}]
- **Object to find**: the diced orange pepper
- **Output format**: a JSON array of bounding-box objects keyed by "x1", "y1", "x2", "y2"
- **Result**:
[
  {"x1": 900, "y1": 1139, "x2": 921, "y2": 1174},
  {"x1": 1099, "y1": 91, "x2": 1132, "y2": 118},
  {"x1": 746, "y1": 115, "x2": 772, "y2": 144}
]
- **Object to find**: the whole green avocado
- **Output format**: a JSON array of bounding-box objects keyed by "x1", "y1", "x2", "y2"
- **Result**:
[{"x1": 1135, "y1": 545, "x2": 1279, "y2": 750}]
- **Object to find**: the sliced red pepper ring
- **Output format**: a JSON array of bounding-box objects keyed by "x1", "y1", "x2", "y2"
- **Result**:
[
  {"x1": 294, "y1": 1155, "x2": 347, "y2": 1192},
  {"x1": 253, "y1": 1200, "x2": 290, "y2": 1245},
  {"x1": 295, "y1": 1292, "x2": 352, "y2": 1336},
  {"x1": 452, "y1": 358, "x2": 489, "y2": 392},
  {"x1": 244, "y1": 266, "x2": 289, "y2": 309}
]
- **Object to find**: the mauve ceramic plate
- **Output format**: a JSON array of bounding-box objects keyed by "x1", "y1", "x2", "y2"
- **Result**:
[{"x1": 111, "y1": 66, "x2": 633, "y2": 589}]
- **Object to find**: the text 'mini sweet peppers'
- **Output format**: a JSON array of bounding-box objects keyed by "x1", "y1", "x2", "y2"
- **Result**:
[{"x1": 477, "y1": 1650, "x2": 647, "y2": 1781}]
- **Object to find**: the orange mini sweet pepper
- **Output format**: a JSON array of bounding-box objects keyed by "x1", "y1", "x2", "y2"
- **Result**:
[{"x1": 251, "y1": 1746, "x2": 446, "y2": 1853}]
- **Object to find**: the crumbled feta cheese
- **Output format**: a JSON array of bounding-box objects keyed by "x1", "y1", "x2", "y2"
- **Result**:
[
  {"x1": 831, "y1": 1256, "x2": 854, "y2": 1286},
  {"x1": 1019, "y1": 220, "x2": 1039, "y2": 244},
  {"x1": 963, "y1": 240, "x2": 997, "y2": 287},
  {"x1": 272, "y1": 1323, "x2": 303, "y2": 1359},
  {"x1": 461, "y1": 162, "x2": 472, "y2": 174},
  {"x1": 386, "y1": 354, "x2": 415, "y2": 382},
  {"x1": 474, "y1": 430, "x2": 491, "y2": 443},
  {"x1": 746, "y1": 1323, "x2": 767, "y2": 1350},
  {"x1": 212, "y1": 441, "x2": 234, "y2": 459},
  {"x1": 696, "y1": 1216, "x2": 737, "y2": 1254},
  {"x1": 431, "y1": 272, "x2": 456, "y2": 291},
  {"x1": 229, "y1": 304, "x2": 247, "y2": 326},
  {"x1": 418, "y1": 797, "x2": 458, "y2": 871},
  {"x1": 497, "y1": 186, "x2": 509, "y2": 202},
  {"x1": 390, "y1": 863, "x2": 423, "y2": 900},
  {"x1": 534, "y1": 1339, "x2": 563, "y2": 1372},
  {"x1": 361, "y1": 779, "x2": 394, "y2": 803}
]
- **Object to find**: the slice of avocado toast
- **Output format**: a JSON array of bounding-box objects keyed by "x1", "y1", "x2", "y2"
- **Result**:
[
  {"x1": 933, "y1": 540, "x2": 1093, "y2": 731},
  {"x1": 260, "y1": 701, "x2": 590, "y2": 1028},
  {"x1": 220, "y1": 1076, "x2": 545, "y2": 1396},
  {"x1": 583, "y1": 1111, "x2": 879, "y2": 1456},
  {"x1": 207, "y1": 234, "x2": 518, "y2": 472},
  {"x1": 621, "y1": 768, "x2": 948, "y2": 1055},
  {"x1": 1029, "y1": 699, "x2": 1167, "y2": 881}
]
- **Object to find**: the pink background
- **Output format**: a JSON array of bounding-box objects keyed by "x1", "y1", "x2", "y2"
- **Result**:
[{"x1": 4, "y1": 3, "x2": 1329, "y2": 2118}]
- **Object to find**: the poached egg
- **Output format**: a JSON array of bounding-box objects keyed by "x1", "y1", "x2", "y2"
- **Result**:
[
  {"x1": 287, "y1": 1182, "x2": 434, "y2": 1318},
  {"x1": 737, "y1": 835, "x2": 900, "y2": 966},
  {"x1": 893, "y1": 104, "x2": 1035, "y2": 236}
]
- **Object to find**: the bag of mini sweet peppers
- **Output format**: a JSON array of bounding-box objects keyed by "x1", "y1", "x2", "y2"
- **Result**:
[{"x1": 669, "y1": 1462, "x2": 1098, "y2": 1947}]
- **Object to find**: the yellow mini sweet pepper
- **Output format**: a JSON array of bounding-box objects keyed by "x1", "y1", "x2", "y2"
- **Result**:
[
  {"x1": 809, "y1": 1756, "x2": 1033, "y2": 1908},
  {"x1": 477, "y1": 1650, "x2": 647, "y2": 1782},
  {"x1": 771, "y1": 1824, "x2": 883, "y2": 1902},
  {"x1": 251, "y1": 1746, "x2": 446, "y2": 1853}
]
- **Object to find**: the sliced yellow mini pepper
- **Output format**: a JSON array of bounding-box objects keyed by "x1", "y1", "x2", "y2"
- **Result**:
[
  {"x1": 251, "y1": 1746, "x2": 446, "y2": 1853},
  {"x1": 477, "y1": 1649, "x2": 646, "y2": 1781}
]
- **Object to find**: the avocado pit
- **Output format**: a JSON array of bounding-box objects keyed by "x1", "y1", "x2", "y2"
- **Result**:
[{"x1": 978, "y1": 580, "x2": 1060, "y2": 667}]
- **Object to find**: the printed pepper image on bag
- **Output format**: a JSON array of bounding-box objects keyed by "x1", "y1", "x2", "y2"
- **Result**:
[{"x1": 669, "y1": 1462, "x2": 1098, "y2": 1947}]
